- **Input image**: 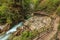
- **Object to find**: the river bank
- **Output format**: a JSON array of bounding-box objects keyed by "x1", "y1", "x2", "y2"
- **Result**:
[
  {"x1": 0, "y1": 22, "x2": 23, "y2": 40},
  {"x1": 8, "y1": 14, "x2": 54, "y2": 40}
]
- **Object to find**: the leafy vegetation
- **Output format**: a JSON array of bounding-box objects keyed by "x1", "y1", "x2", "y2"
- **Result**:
[
  {"x1": 10, "y1": 29, "x2": 39, "y2": 40},
  {"x1": 58, "y1": 21, "x2": 60, "y2": 31},
  {"x1": 0, "y1": 0, "x2": 60, "y2": 40},
  {"x1": 0, "y1": 0, "x2": 59, "y2": 25},
  {"x1": 0, "y1": 0, "x2": 40, "y2": 25},
  {"x1": 56, "y1": 6, "x2": 60, "y2": 16},
  {"x1": 58, "y1": 24, "x2": 60, "y2": 31},
  {"x1": 38, "y1": 0, "x2": 60, "y2": 14}
]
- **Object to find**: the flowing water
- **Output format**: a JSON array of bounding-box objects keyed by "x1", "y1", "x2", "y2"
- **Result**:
[{"x1": 0, "y1": 22, "x2": 23, "y2": 40}]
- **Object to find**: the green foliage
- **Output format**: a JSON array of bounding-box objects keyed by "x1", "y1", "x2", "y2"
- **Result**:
[
  {"x1": 20, "y1": 30, "x2": 32, "y2": 40},
  {"x1": 0, "y1": 0, "x2": 60, "y2": 24},
  {"x1": 30, "y1": 0, "x2": 40, "y2": 11},
  {"x1": 12, "y1": 36, "x2": 21, "y2": 40},
  {"x1": 58, "y1": 21, "x2": 60, "y2": 31},
  {"x1": 0, "y1": 0, "x2": 23, "y2": 24},
  {"x1": 22, "y1": 0, "x2": 40, "y2": 19},
  {"x1": 45, "y1": 0, "x2": 60, "y2": 13},
  {"x1": 0, "y1": 4, "x2": 8, "y2": 24},
  {"x1": 22, "y1": 0, "x2": 31, "y2": 19},
  {"x1": 20, "y1": 30, "x2": 35, "y2": 40},
  {"x1": 56, "y1": 6, "x2": 60, "y2": 16},
  {"x1": 0, "y1": 0, "x2": 41, "y2": 24},
  {"x1": 38, "y1": 0, "x2": 60, "y2": 13},
  {"x1": 58, "y1": 24, "x2": 60, "y2": 31},
  {"x1": 12, "y1": 29, "x2": 39, "y2": 40},
  {"x1": 38, "y1": 0, "x2": 50, "y2": 10},
  {"x1": 0, "y1": 3, "x2": 13, "y2": 24}
]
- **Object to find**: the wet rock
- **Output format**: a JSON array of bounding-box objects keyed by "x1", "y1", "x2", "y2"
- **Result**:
[{"x1": 14, "y1": 27, "x2": 23, "y2": 36}]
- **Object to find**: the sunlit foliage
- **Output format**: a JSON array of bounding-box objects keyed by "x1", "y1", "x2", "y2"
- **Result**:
[
  {"x1": 12, "y1": 29, "x2": 39, "y2": 40},
  {"x1": 38, "y1": 0, "x2": 60, "y2": 13}
]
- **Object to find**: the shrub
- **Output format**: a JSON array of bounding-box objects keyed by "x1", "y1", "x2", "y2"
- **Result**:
[
  {"x1": 12, "y1": 29, "x2": 39, "y2": 40},
  {"x1": 38, "y1": 0, "x2": 60, "y2": 14}
]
